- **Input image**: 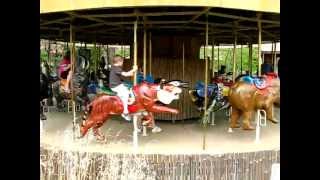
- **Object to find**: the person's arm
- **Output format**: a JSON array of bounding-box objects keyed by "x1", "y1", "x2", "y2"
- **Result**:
[
  {"x1": 65, "y1": 64, "x2": 71, "y2": 70},
  {"x1": 121, "y1": 65, "x2": 138, "y2": 77}
]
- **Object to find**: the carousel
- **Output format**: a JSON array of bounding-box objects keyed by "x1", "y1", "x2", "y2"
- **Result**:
[{"x1": 40, "y1": 0, "x2": 280, "y2": 179}]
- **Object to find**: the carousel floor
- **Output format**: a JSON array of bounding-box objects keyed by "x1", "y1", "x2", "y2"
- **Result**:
[{"x1": 40, "y1": 108, "x2": 280, "y2": 155}]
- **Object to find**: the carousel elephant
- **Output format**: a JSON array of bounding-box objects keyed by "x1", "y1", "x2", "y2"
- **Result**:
[{"x1": 228, "y1": 73, "x2": 280, "y2": 130}]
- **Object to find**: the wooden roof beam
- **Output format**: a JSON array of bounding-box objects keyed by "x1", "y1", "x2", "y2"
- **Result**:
[
  {"x1": 208, "y1": 12, "x2": 280, "y2": 24},
  {"x1": 193, "y1": 21, "x2": 257, "y2": 30},
  {"x1": 182, "y1": 7, "x2": 211, "y2": 27},
  {"x1": 65, "y1": 11, "x2": 124, "y2": 29},
  {"x1": 87, "y1": 11, "x2": 201, "y2": 18},
  {"x1": 77, "y1": 20, "x2": 191, "y2": 30},
  {"x1": 40, "y1": 17, "x2": 71, "y2": 26}
]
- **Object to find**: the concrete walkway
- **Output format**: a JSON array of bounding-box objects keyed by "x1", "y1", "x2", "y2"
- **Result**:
[{"x1": 40, "y1": 108, "x2": 280, "y2": 155}]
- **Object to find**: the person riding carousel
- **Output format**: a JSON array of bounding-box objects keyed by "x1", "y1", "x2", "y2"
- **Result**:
[
  {"x1": 109, "y1": 55, "x2": 138, "y2": 121},
  {"x1": 58, "y1": 51, "x2": 72, "y2": 93}
]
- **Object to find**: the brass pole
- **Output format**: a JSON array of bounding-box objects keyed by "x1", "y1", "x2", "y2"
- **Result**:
[
  {"x1": 182, "y1": 41, "x2": 185, "y2": 80},
  {"x1": 149, "y1": 32, "x2": 152, "y2": 75},
  {"x1": 249, "y1": 43, "x2": 253, "y2": 75},
  {"x1": 232, "y1": 22, "x2": 238, "y2": 81},
  {"x1": 70, "y1": 23, "x2": 76, "y2": 139},
  {"x1": 203, "y1": 13, "x2": 209, "y2": 151},
  {"x1": 257, "y1": 13, "x2": 262, "y2": 76},
  {"x1": 143, "y1": 28, "x2": 147, "y2": 79},
  {"x1": 133, "y1": 20, "x2": 138, "y2": 85}
]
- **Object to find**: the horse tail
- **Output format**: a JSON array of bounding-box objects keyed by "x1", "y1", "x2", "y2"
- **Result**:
[{"x1": 82, "y1": 102, "x2": 93, "y2": 121}]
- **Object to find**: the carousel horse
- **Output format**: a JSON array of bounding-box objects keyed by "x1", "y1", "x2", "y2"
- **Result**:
[
  {"x1": 40, "y1": 61, "x2": 59, "y2": 120},
  {"x1": 189, "y1": 81, "x2": 230, "y2": 115},
  {"x1": 228, "y1": 73, "x2": 280, "y2": 130},
  {"x1": 79, "y1": 80, "x2": 188, "y2": 141},
  {"x1": 52, "y1": 54, "x2": 90, "y2": 110}
]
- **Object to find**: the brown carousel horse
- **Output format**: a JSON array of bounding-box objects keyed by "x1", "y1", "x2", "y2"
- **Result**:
[
  {"x1": 228, "y1": 73, "x2": 280, "y2": 130},
  {"x1": 79, "y1": 80, "x2": 188, "y2": 141}
]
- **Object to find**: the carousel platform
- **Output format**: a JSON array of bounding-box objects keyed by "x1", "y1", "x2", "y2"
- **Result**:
[{"x1": 40, "y1": 108, "x2": 280, "y2": 179}]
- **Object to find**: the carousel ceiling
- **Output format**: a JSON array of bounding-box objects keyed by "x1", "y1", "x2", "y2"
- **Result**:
[{"x1": 40, "y1": 6, "x2": 280, "y2": 45}]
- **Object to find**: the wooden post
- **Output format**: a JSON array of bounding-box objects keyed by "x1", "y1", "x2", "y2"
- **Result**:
[
  {"x1": 133, "y1": 19, "x2": 138, "y2": 149},
  {"x1": 232, "y1": 23, "x2": 238, "y2": 81},
  {"x1": 249, "y1": 43, "x2": 253, "y2": 75},
  {"x1": 149, "y1": 32, "x2": 152, "y2": 75},
  {"x1": 203, "y1": 14, "x2": 209, "y2": 151},
  {"x1": 257, "y1": 13, "x2": 262, "y2": 76},
  {"x1": 69, "y1": 23, "x2": 77, "y2": 139},
  {"x1": 143, "y1": 28, "x2": 147, "y2": 79}
]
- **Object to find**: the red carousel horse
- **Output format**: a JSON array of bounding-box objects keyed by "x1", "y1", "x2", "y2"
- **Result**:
[{"x1": 79, "y1": 80, "x2": 188, "y2": 141}]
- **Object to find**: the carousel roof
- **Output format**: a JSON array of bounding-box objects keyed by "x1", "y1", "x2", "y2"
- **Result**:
[
  {"x1": 40, "y1": 0, "x2": 280, "y2": 14},
  {"x1": 40, "y1": 1, "x2": 280, "y2": 44}
]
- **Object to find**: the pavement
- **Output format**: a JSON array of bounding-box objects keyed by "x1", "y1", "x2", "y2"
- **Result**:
[{"x1": 40, "y1": 107, "x2": 280, "y2": 155}]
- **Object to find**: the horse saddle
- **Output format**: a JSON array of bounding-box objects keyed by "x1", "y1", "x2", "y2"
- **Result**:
[
  {"x1": 195, "y1": 82, "x2": 217, "y2": 98},
  {"x1": 242, "y1": 76, "x2": 267, "y2": 90},
  {"x1": 97, "y1": 85, "x2": 135, "y2": 106},
  {"x1": 98, "y1": 86, "x2": 117, "y2": 96}
]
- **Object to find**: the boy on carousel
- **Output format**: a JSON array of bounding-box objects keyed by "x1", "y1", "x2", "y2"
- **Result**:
[{"x1": 109, "y1": 55, "x2": 138, "y2": 121}]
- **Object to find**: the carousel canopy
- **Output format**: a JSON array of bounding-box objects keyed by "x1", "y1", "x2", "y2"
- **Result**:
[
  {"x1": 40, "y1": 1, "x2": 279, "y2": 45},
  {"x1": 40, "y1": 0, "x2": 280, "y2": 14}
]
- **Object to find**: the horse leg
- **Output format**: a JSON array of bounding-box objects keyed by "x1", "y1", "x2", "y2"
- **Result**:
[
  {"x1": 142, "y1": 112, "x2": 154, "y2": 128},
  {"x1": 40, "y1": 103, "x2": 47, "y2": 120},
  {"x1": 230, "y1": 108, "x2": 241, "y2": 128},
  {"x1": 80, "y1": 117, "x2": 96, "y2": 138},
  {"x1": 266, "y1": 105, "x2": 278, "y2": 123},
  {"x1": 242, "y1": 111, "x2": 255, "y2": 130},
  {"x1": 92, "y1": 120, "x2": 108, "y2": 141}
]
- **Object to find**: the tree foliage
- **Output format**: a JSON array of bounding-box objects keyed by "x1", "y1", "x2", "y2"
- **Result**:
[{"x1": 200, "y1": 46, "x2": 260, "y2": 74}]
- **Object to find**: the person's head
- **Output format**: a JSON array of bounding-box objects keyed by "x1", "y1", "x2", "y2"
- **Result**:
[
  {"x1": 112, "y1": 55, "x2": 124, "y2": 66},
  {"x1": 64, "y1": 51, "x2": 70, "y2": 59},
  {"x1": 219, "y1": 65, "x2": 226, "y2": 74}
]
